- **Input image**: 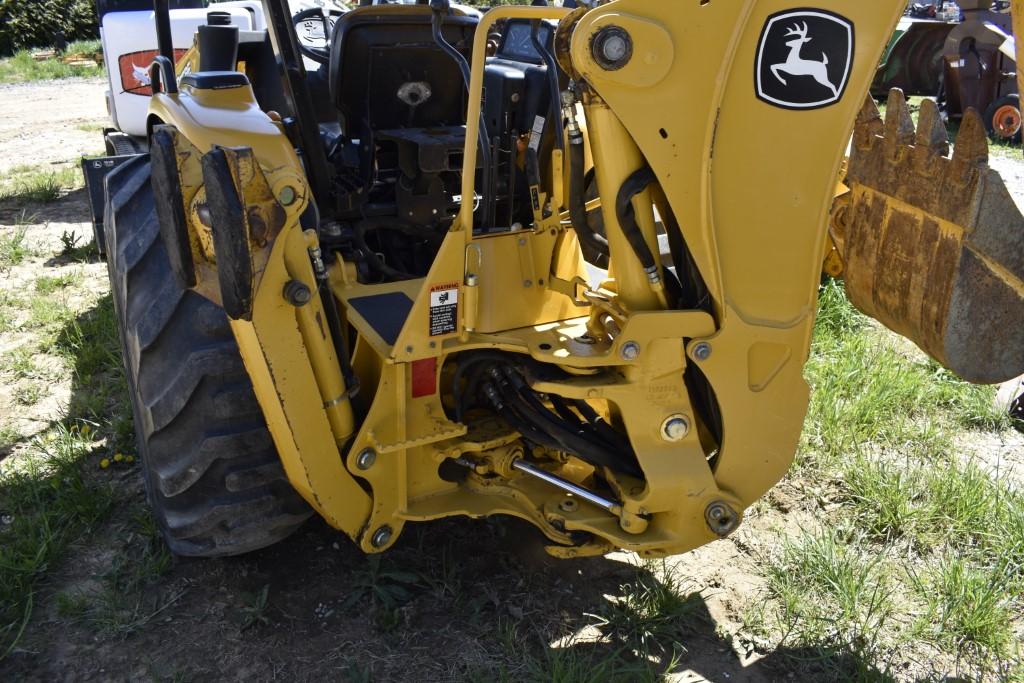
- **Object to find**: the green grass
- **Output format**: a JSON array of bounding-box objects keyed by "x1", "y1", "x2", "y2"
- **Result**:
[
  {"x1": 0, "y1": 423, "x2": 116, "y2": 658},
  {"x1": 481, "y1": 620, "x2": 659, "y2": 683},
  {"x1": 800, "y1": 281, "x2": 1010, "y2": 466},
  {"x1": 755, "y1": 281, "x2": 1024, "y2": 680},
  {"x1": 595, "y1": 559, "x2": 702, "y2": 663},
  {"x1": 34, "y1": 271, "x2": 83, "y2": 295},
  {"x1": 75, "y1": 122, "x2": 106, "y2": 134},
  {"x1": 911, "y1": 555, "x2": 1017, "y2": 663},
  {"x1": 71, "y1": 509, "x2": 177, "y2": 638},
  {"x1": 0, "y1": 165, "x2": 82, "y2": 204},
  {"x1": 0, "y1": 346, "x2": 44, "y2": 380},
  {"x1": 0, "y1": 225, "x2": 37, "y2": 269},
  {"x1": 0, "y1": 280, "x2": 130, "y2": 658},
  {"x1": 12, "y1": 381, "x2": 43, "y2": 406},
  {"x1": 0, "y1": 290, "x2": 18, "y2": 333},
  {"x1": 0, "y1": 42, "x2": 103, "y2": 85},
  {"x1": 767, "y1": 529, "x2": 893, "y2": 648}
]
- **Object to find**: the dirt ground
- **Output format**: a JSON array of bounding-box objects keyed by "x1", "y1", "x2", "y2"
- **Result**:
[
  {"x1": 0, "y1": 79, "x2": 109, "y2": 174},
  {"x1": 0, "y1": 77, "x2": 1022, "y2": 682}
]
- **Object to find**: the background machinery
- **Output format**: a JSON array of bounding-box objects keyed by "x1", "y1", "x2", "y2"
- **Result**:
[
  {"x1": 872, "y1": 0, "x2": 1022, "y2": 142},
  {"x1": 83, "y1": 0, "x2": 1024, "y2": 558}
]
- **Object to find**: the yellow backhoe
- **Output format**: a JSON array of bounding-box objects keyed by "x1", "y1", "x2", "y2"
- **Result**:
[{"x1": 89, "y1": 0, "x2": 1024, "y2": 559}]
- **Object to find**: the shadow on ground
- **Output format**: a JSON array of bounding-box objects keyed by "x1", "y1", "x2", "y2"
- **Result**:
[
  {"x1": 0, "y1": 187, "x2": 92, "y2": 227},
  {"x1": 1, "y1": 285, "x2": 900, "y2": 683}
]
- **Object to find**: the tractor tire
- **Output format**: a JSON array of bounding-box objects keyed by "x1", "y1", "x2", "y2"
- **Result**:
[
  {"x1": 984, "y1": 94, "x2": 1022, "y2": 145},
  {"x1": 103, "y1": 154, "x2": 312, "y2": 557}
]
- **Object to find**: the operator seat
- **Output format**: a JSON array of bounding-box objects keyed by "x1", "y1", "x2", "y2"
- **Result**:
[
  {"x1": 328, "y1": 5, "x2": 478, "y2": 145},
  {"x1": 325, "y1": 4, "x2": 478, "y2": 225}
]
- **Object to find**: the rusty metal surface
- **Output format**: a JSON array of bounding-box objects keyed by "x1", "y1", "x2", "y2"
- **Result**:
[{"x1": 835, "y1": 89, "x2": 1024, "y2": 384}]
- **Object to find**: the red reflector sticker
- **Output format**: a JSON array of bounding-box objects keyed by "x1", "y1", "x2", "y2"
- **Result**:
[{"x1": 411, "y1": 358, "x2": 438, "y2": 398}]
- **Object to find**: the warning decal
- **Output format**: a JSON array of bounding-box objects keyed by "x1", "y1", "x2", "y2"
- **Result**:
[{"x1": 429, "y1": 283, "x2": 459, "y2": 337}]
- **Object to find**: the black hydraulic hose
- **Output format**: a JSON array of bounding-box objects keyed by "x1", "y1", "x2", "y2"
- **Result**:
[
  {"x1": 353, "y1": 218, "x2": 443, "y2": 282},
  {"x1": 450, "y1": 352, "x2": 515, "y2": 421},
  {"x1": 482, "y1": 382, "x2": 562, "y2": 450},
  {"x1": 530, "y1": 20, "x2": 564, "y2": 153},
  {"x1": 491, "y1": 374, "x2": 589, "y2": 452},
  {"x1": 549, "y1": 395, "x2": 627, "y2": 454},
  {"x1": 310, "y1": 246, "x2": 359, "y2": 396},
  {"x1": 573, "y1": 400, "x2": 633, "y2": 452},
  {"x1": 568, "y1": 133, "x2": 610, "y2": 265},
  {"x1": 549, "y1": 395, "x2": 584, "y2": 426},
  {"x1": 429, "y1": 0, "x2": 493, "y2": 220},
  {"x1": 454, "y1": 355, "x2": 644, "y2": 478},
  {"x1": 318, "y1": 280, "x2": 359, "y2": 396},
  {"x1": 497, "y1": 368, "x2": 643, "y2": 478},
  {"x1": 615, "y1": 167, "x2": 660, "y2": 280}
]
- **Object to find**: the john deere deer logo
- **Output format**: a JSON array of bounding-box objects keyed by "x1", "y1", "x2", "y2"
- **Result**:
[
  {"x1": 771, "y1": 22, "x2": 838, "y2": 98},
  {"x1": 756, "y1": 9, "x2": 854, "y2": 110}
]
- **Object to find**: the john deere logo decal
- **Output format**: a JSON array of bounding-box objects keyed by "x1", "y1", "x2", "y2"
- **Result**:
[{"x1": 756, "y1": 9, "x2": 854, "y2": 109}]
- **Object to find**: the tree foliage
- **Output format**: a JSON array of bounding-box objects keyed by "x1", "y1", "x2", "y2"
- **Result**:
[{"x1": 0, "y1": 0, "x2": 99, "y2": 56}]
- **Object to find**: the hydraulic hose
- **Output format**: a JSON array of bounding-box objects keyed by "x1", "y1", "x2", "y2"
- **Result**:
[
  {"x1": 531, "y1": 21, "x2": 564, "y2": 153},
  {"x1": 573, "y1": 399, "x2": 633, "y2": 452},
  {"x1": 615, "y1": 167, "x2": 660, "y2": 283},
  {"x1": 451, "y1": 351, "x2": 515, "y2": 421},
  {"x1": 429, "y1": 0, "x2": 493, "y2": 220},
  {"x1": 481, "y1": 382, "x2": 563, "y2": 450},
  {"x1": 567, "y1": 122, "x2": 610, "y2": 266},
  {"x1": 456, "y1": 354, "x2": 643, "y2": 478},
  {"x1": 353, "y1": 218, "x2": 443, "y2": 282},
  {"x1": 495, "y1": 367, "x2": 643, "y2": 478}
]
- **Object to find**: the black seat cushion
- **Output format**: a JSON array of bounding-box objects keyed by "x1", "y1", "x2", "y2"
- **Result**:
[{"x1": 327, "y1": 5, "x2": 477, "y2": 139}]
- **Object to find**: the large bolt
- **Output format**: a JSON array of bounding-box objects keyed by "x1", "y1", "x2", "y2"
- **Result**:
[
  {"x1": 661, "y1": 415, "x2": 690, "y2": 442},
  {"x1": 283, "y1": 280, "x2": 312, "y2": 307},
  {"x1": 692, "y1": 342, "x2": 712, "y2": 362},
  {"x1": 356, "y1": 448, "x2": 377, "y2": 471},
  {"x1": 591, "y1": 26, "x2": 633, "y2": 71},
  {"x1": 371, "y1": 525, "x2": 393, "y2": 548},
  {"x1": 704, "y1": 501, "x2": 740, "y2": 537},
  {"x1": 278, "y1": 185, "x2": 297, "y2": 206},
  {"x1": 620, "y1": 341, "x2": 641, "y2": 361}
]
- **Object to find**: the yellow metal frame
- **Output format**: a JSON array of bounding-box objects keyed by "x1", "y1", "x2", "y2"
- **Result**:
[{"x1": 148, "y1": 0, "x2": 912, "y2": 557}]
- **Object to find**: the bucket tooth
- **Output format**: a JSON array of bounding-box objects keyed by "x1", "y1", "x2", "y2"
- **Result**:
[
  {"x1": 883, "y1": 89, "x2": 916, "y2": 159},
  {"x1": 952, "y1": 107, "x2": 989, "y2": 168},
  {"x1": 853, "y1": 95, "x2": 883, "y2": 151},
  {"x1": 915, "y1": 98, "x2": 949, "y2": 156}
]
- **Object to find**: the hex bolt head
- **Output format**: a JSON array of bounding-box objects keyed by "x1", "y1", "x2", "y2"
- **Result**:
[
  {"x1": 620, "y1": 341, "x2": 641, "y2": 361},
  {"x1": 278, "y1": 185, "x2": 297, "y2": 206},
  {"x1": 371, "y1": 525, "x2": 392, "y2": 548},
  {"x1": 692, "y1": 342, "x2": 712, "y2": 362},
  {"x1": 282, "y1": 280, "x2": 312, "y2": 307},
  {"x1": 355, "y1": 448, "x2": 376, "y2": 471},
  {"x1": 704, "y1": 501, "x2": 740, "y2": 537},
  {"x1": 592, "y1": 26, "x2": 633, "y2": 71},
  {"x1": 661, "y1": 415, "x2": 690, "y2": 442}
]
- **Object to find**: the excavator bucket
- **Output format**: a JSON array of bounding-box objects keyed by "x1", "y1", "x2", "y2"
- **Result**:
[{"x1": 833, "y1": 89, "x2": 1024, "y2": 384}]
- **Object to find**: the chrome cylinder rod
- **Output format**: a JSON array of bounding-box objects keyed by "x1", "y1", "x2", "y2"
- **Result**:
[{"x1": 512, "y1": 460, "x2": 620, "y2": 513}]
